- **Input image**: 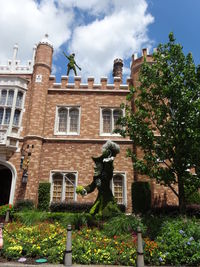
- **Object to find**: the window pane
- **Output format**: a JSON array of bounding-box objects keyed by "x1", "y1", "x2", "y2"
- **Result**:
[
  {"x1": 4, "y1": 108, "x2": 11, "y2": 124},
  {"x1": 0, "y1": 90, "x2": 7, "y2": 105},
  {"x1": 0, "y1": 108, "x2": 3, "y2": 124},
  {"x1": 58, "y1": 108, "x2": 67, "y2": 132},
  {"x1": 16, "y1": 92, "x2": 23, "y2": 108},
  {"x1": 113, "y1": 109, "x2": 122, "y2": 130},
  {"x1": 7, "y1": 90, "x2": 14, "y2": 106},
  {"x1": 103, "y1": 109, "x2": 111, "y2": 133},
  {"x1": 52, "y1": 173, "x2": 63, "y2": 202},
  {"x1": 13, "y1": 110, "x2": 20, "y2": 126},
  {"x1": 69, "y1": 108, "x2": 79, "y2": 132},
  {"x1": 65, "y1": 173, "x2": 75, "y2": 201},
  {"x1": 113, "y1": 174, "x2": 123, "y2": 204}
]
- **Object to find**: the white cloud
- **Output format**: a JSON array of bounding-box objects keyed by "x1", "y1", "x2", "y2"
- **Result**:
[
  {"x1": 0, "y1": 0, "x2": 73, "y2": 64},
  {"x1": 69, "y1": 0, "x2": 154, "y2": 81},
  {"x1": 0, "y1": 0, "x2": 154, "y2": 82}
]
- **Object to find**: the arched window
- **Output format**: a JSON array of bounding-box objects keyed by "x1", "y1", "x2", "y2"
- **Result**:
[
  {"x1": 52, "y1": 173, "x2": 63, "y2": 202},
  {"x1": 56, "y1": 106, "x2": 80, "y2": 135},
  {"x1": 51, "y1": 171, "x2": 77, "y2": 202},
  {"x1": 0, "y1": 90, "x2": 7, "y2": 105},
  {"x1": 16, "y1": 91, "x2": 23, "y2": 108},
  {"x1": 69, "y1": 108, "x2": 79, "y2": 133},
  {"x1": 7, "y1": 90, "x2": 14, "y2": 106},
  {"x1": 0, "y1": 108, "x2": 3, "y2": 124},
  {"x1": 113, "y1": 174, "x2": 124, "y2": 204},
  {"x1": 65, "y1": 173, "x2": 76, "y2": 201},
  {"x1": 4, "y1": 108, "x2": 11, "y2": 124},
  {"x1": 13, "y1": 110, "x2": 21, "y2": 126},
  {"x1": 113, "y1": 109, "x2": 122, "y2": 130},
  {"x1": 58, "y1": 108, "x2": 67, "y2": 132},
  {"x1": 102, "y1": 109, "x2": 111, "y2": 133}
]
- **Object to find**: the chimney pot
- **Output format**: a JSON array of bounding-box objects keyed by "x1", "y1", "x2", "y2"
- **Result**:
[{"x1": 112, "y1": 58, "x2": 123, "y2": 80}]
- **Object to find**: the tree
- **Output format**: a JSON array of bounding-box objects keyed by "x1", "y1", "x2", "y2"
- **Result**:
[{"x1": 117, "y1": 33, "x2": 200, "y2": 213}]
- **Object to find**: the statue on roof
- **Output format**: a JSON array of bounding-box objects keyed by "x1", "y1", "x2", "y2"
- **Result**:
[
  {"x1": 76, "y1": 140, "x2": 121, "y2": 218},
  {"x1": 63, "y1": 51, "x2": 81, "y2": 76}
]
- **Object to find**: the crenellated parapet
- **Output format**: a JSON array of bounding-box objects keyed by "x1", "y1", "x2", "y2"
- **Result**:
[
  {"x1": 48, "y1": 75, "x2": 132, "y2": 91},
  {"x1": 131, "y1": 48, "x2": 154, "y2": 72},
  {"x1": 0, "y1": 44, "x2": 36, "y2": 74}
]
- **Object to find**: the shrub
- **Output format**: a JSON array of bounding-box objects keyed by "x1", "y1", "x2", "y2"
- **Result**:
[
  {"x1": 38, "y1": 182, "x2": 50, "y2": 211},
  {"x1": 186, "y1": 191, "x2": 200, "y2": 205},
  {"x1": 49, "y1": 201, "x2": 125, "y2": 214},
  {"x1": 14, "y1": 199, "x2": 34, "y2": 211},
  {"x1": 50, "y1": 202, "x2": 93, "y2": 212},
  {"x1": 0, "y1": 204, "x2": 14, "y2": 217},
  {"x1": 13, "y1": 211, "x2": 48, "y2": 225},
  {"x1": 132, "y1": 182, "x2": 151, "y2": 213},
  {"x1": 103, "y1": 214, "x2": 146, "y2": 237},
  {"x1": 153, "y1": 217, "x2": 200, "y2": 265}
]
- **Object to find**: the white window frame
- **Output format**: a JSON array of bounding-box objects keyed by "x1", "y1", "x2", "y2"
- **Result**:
[
  {"x1": 100, "y1": 107, "x2": 124, "y2": 136},
  {"x1": 54, "y1": 106, "x2": 81, "y2": 135},
  {"x1": 50, "y1": 170, "x2": 78, "y2": 202},
  {"x1": 111, "y1": 172, "x2": 127, "y2": 206}
]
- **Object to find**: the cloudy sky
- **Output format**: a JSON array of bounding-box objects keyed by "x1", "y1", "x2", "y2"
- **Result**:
[{"x1": 0, "y1": 0, "x2": 200, "y2": 83}]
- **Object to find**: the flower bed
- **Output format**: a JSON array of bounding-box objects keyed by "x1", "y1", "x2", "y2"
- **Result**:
[{"x1": 1, "y1": 215, "x2": 200, "y2": 265}]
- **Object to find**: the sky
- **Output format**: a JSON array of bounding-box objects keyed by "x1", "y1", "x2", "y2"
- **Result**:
[{"x1": 0, "y1": 0, "x2": 200, "y2": 83}]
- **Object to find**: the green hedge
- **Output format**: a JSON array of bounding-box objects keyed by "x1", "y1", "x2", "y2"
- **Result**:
[
  {"x1": 14, "y1": 199, "x2": 34, "y2": 211},
  {"x1": 132, "y1": 181, "x2": 151, "y2": 213},
  {"x1": 38, "y1": 182, "x2": 50, "y2": 211}
]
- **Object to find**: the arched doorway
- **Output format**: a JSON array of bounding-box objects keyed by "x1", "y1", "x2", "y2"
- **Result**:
[{"x1": 0, "y1": 164, "x2": 12, "y2": 205}]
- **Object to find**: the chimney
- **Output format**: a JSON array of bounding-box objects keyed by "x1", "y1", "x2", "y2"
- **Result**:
[{"x1": 113, "y1": 58, "x2": 123, "y2": 80}]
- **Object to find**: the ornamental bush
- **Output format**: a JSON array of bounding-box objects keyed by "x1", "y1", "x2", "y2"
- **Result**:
[
  {"x1": 153, "y1": 217, "x2": 200, "y2": 265},
  {"x1": 132, "y1": 182, "x2": 151, "y2": 213},
  {"x1": 38, "y1": 182, "x2": 50, "y2": 211},
  {"x1": 14, "y1": 199, "x2": 34, "y2": 211},
  {"x1": 0, "y1": 204, "x2": 13, "y2": 217}
]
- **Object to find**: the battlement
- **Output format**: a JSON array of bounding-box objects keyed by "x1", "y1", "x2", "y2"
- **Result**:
[
  {"x1": 131, "y1": 48, "x2": 155, "y2": 70},
  {"x1": 0, "y1": 44, "x2": 36, "y2": 74},
  {"x1": 48, "y1": 75, "x2": 131, "y2": 91}
]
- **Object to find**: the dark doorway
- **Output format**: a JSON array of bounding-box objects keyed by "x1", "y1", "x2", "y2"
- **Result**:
[{"x1": 0, "y1": 164, "x2": 12, "y2": 205}]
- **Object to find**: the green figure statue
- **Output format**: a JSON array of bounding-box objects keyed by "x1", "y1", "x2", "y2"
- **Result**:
[
  {"x1": 63, "y1": 52, "x2": 81, "y2": 76},
  {"x1": 76, "y1": 140, "x2": 121, "y2": 218}
]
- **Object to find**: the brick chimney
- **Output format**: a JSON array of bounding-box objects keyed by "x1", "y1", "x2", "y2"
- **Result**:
[{"x1": 113, "y1": 58, "x2": 123, "y2": 80}]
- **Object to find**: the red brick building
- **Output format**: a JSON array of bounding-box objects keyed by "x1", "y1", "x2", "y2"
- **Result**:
[{"x1": 0, "y1": 36, "x2": 177, "y2": 212}]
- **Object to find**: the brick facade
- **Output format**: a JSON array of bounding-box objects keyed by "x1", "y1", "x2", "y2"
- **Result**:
[{"x1": 0, "y1": 38, "x2": 178, "y2": 213}]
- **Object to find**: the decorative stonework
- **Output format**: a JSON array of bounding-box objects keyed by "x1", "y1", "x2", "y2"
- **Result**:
[{"x1": 0, "y1": 44, "x2": 36, "y2": 74}]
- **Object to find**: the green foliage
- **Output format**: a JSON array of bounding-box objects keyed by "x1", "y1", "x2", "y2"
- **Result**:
[
  {"x1": 103, "y1": 214, "x2": 146, "y2": 237},
  {"x1": 14, "y1": 199, "x2": 34, "y2": 211},
  {"x1": 0, "y1": 204, "x2": 13, "y2": 217},
  {"x1": 1, "y1": 215, "x2": 200, "y2": 265},
  {"x1": 50, "y1": 201, "x2": 93, "y2": 212},
  {"x1": 153, "y1": 217, "x2": 200, "y2": 265},
  {"x1": 38, "y1": 182, "x2": 50, "y2": 211},
  {"x1": 116, "y1": 32, "x2": 200, "y2": 213},
  {"x1": 132, "y1": 182, "x2": 151, "y2": 213},
  {"x1": 72, "y1": 227, "x2": 137, "y2": 265},
  {"x1": 13, "y1": 210, "x2": 48, "y2": 225},
  {"x1": 186, "y1": 190, "x2": 200, "y2": 204}
]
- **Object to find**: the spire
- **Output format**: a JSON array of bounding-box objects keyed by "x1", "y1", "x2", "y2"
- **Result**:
[{"x1": 12, "y1": 43, "x2": 18, "y2": 63}]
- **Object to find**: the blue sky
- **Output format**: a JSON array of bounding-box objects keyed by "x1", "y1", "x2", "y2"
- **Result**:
[
  {"x1": 147, "y1": 0, "x2": 200, "y2": 64},
  {"x1": 0, "y1": 0, "x2": 200, "y2": 83}
]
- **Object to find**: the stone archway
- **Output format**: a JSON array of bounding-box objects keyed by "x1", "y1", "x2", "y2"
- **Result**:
[
  {"x1": 0, "y1": 161, "x2": 16, "y2": 205},
  {"x1": 0, "y1": 164, "x2": 12, "y2": 205}
]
